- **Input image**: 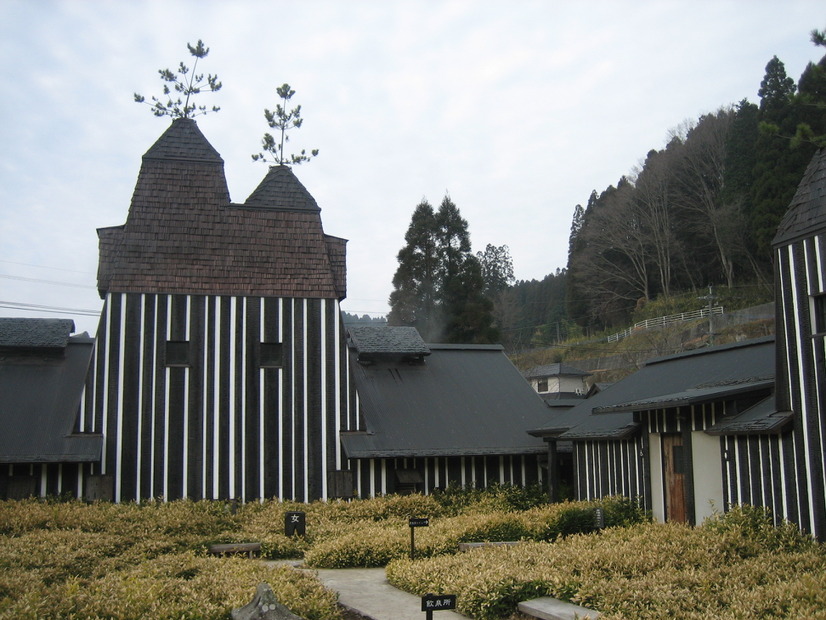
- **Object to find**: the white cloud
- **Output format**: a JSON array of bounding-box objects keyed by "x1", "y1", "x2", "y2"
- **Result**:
[{"x1": 0, "y1": 0, "x2": 823, "y2": 333}]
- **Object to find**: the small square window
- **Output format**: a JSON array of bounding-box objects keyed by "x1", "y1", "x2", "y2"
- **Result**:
[
  {"x1": 260, "y1": 342, "x2": 283, "y2": 368},
  {"x1": 537, "y1": 379, "x2": 549, "y2": 393},
  {"x1": 165, "y1": 341, "x2": 191, "y2": 367}
]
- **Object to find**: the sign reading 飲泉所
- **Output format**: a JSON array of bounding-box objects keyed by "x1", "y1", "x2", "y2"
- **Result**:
[
  {"x1": 409, "y1": 517, "x2": 429, "y2": 528},
  {"x1": 421, "y1": 593, "x2": 457, "y2": 612}
]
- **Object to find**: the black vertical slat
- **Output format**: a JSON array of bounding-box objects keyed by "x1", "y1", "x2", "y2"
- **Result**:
[
  {"x1": 736, "y1": 436, "x2": 750, "y2": 506},
  {"x1": 138, "y1": 295, "x2": 156, "y2": 500},
  {"x1": 103, "y1": 294, "x2": 123, "y2": 484},
  {"x1": 203, "y1": 296, "x2": 216, "y2": 499},
  {"x1": 281, "y1": 300, "x2": 294, "y2": 501},
  {"x1": 187, "y1": 295, "x2": 205, "y2": 500},
  {"x1": 116, "y1": 294, "x2": 139, "y2": 501},
  {"x1": 306, "y1": 299, "x2": 322, "y2": 500},
  {"x1": 152, "y1": 296, "x2": 168, "y2": 499},
  {"x1": 218, "y1": 296, "x2": 231, "y2": 500},
  {"x1": 325, "y1": 303, "x2": 340, "y2": 492},
  {"x1": 165, "y1": 295, "x2": 187, "y2": 500},
  {"x1": 232, "y1": 297, "x2": 245, "y2": 500},
  {"x1": 243, "y1": 298, "x2": 260, "y2": 501}
]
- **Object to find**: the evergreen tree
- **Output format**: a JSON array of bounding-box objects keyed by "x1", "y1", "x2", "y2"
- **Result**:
[
  {"x1": 750, "y1": 55, "x2": 811, "y2": 259},
  {"x1": 476, "y1": 243, "x2": 515, "y2": 297},
  {"x1": 388, "y1": 196, "x2": 496, "y2": 343},
  {"x1": 387, "y1": 201, "x2": 439, "y2": 338}
]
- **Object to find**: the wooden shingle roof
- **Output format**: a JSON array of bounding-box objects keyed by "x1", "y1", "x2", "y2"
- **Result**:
[
  {"x1": 97, "y1": 119, "x2": 346, "y2": 299},
  {"x1": 773, "y1": 148, "x2": 826, "y2": 247}
]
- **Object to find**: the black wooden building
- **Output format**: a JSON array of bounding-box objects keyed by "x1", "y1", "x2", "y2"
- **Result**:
[
  {"x1": 531, "y1": 148, "x2": 826, "y2": 538},
  {"x1": 79, "y1": 118, "x2": 350, "y2": 503}
]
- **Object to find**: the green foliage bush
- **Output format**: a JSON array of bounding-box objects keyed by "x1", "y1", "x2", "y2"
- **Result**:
[
  {"x1": 386, "y1": 510, "x2": 825, "y2": 620},
  {"x1": 3, "y1": 493, "x2": 817, "y2": 619}
]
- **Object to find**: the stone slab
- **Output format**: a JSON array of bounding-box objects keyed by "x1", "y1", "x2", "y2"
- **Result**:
[{"x1": 518, "y1": 596, "x2": 600, "y2": 620}]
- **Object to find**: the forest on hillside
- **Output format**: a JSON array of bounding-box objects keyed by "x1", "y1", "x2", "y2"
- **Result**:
[{"x1": 494, "y1": 33, "x2": 826, "y2": 352}]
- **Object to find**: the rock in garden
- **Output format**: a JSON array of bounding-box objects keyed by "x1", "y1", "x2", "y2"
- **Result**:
[{"x1": 231, "y1": 583, "x2": 303, "y2": 620}]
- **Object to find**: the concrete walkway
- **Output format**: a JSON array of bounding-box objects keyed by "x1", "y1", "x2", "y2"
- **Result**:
[{"x1": 312, "y1": 567, "x2": 466, "y2": 620}]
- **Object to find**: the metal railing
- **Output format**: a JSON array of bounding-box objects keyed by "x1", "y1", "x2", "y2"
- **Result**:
[{"x1": 607, "y1": 306, "x2": 724, "y2": 343}]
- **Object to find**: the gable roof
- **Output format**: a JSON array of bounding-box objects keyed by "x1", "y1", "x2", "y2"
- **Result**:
[
  {"x1": 773, "y1": 148, "x2": 826, "y2": 247},
  {"x1": 97, "y1": 119, "x2": 346, "y2": 299},
  {"x1": 0, "y1": 319, "x2": 101, "y2": 463},
  {"x1": 342, "y1": 328, "x2": 551, "y2": 458},
  {"x1": 529, "y1": 338, "x2": 777, "y2": 441}
]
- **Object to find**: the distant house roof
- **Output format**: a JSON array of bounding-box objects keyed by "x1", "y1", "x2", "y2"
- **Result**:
[
  {"x1": 529, "y1": 337, "x2": 778, "y2": 441},
  {"x1": 523, "y1": 363, "x2": 591, "y2": 379},
  {"x1": 0, "y1": 319, "x2": 101, "y2": 463},
  {"x1": 773, "y1": 148, "x2": 826, "y2": 247},
  {"x1": 347, "y1": 325, "x2": 430, "y2": 359},
  {"x1": 97, "y1": 118, "x2": 346, "y2": 299},
  {"x1": 342, "y1": 327, "x2": 551, "y2": 458},
  {"x1": 0, "y1": 318, "x2": 75, "y2": 350}
]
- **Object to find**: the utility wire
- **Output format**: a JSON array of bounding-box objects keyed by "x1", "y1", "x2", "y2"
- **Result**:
[
  {"x1": 0, "y1": 274, "x2": 96, "y2": 289},
  {"x1": 0, "y1": 301, "x2": 101, "y2": 316}
]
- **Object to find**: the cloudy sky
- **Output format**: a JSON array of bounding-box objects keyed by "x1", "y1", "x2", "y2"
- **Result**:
[{"x1": 0, "y1": 1, "x2": 822, "y2": 335}]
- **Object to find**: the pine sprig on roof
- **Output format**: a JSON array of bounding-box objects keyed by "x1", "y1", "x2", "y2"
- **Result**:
[
  {"x1": 252, "y1": 83, "x2": 319, "y2": 166},
  {"x1": 134, "y1": 40, "x2": 222, "y2": 119}
]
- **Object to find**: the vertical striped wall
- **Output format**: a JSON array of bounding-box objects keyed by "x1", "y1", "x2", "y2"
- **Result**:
[
  {"x1": 776, "y1": 232, "x2": 826, "y2": 538},
  {"x1": 348, "y1": 454, "x2": 544, "y2": 497},
  {"x1": 571, "y1": 401, "x2": 795, "y2": 526},
  {"x1": 572, "y1": 437, "x2": 647, "y2": 509},
  {"x1": 77, "y1": 292, "x2": 348, "y2": 503}
]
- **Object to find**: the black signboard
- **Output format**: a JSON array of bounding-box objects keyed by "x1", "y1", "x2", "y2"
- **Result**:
[
  {"x1": 409, "y1": 517, "x2": 429, "y2": 527},
  {"x1": 421, "y1": 593, "x2": 457, "y2": 612},
  {"x1": 285, "y1": 511, "x2": 306, "y2": 536}
]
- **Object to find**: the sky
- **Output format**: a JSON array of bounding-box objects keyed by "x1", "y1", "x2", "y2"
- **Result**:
[{"x1": 0, "y1": 0, "x2": 823, "y2": 335}]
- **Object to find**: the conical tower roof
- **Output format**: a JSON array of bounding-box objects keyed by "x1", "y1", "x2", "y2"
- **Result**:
[
  {"x1": 244, "y1": 165, "x2": 320, "y2": 211},
  {"x1": 97, "y1": 121, "x2": 346, "y2": 299},
  {"x1": 773, "y1": 148, "x2": 826, "y2": 247},
  {"x1": 143, "y1": 117, "x2": 223, "y2": 162}
]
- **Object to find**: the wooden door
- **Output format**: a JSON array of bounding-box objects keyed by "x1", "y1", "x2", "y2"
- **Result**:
[{"x1": 662, "y1": 434, "x2": 687, "y2": 523}]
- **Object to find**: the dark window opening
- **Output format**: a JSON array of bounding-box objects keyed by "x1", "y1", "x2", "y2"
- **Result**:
[
  {"x1": 813, "y1": 295, "x2": 826, "y2": 336},
  {"x1": 165, "y1": 341, "x2": 191, "y2": 367},
  {"x1": 260, "y1": 342, "x2": 283, "y2": 368},
  {"x1": 537, "y1": 379, "x2": 549, "y2": 393}
]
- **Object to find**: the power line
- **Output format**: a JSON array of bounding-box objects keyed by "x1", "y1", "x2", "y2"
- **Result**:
[
  {"x1": 0, "y1": 301, "x2": 101, "y2": 316},
  {"x1": 0, "y1": 274, "x2": 96, "y2": 289},
  {"x1": 0, "y1": 259, "x2": 95, "y2": 275}
]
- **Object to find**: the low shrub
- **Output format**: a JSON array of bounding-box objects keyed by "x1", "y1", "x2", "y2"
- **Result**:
[{"x1": 386, "y1": 519, "x2": 826, "y2": 620}]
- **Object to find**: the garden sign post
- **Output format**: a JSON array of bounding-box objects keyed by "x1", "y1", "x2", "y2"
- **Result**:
[
  {"x1": 421, "y1": 593, "x2": 457, "y2": 619},
  {"x1": 408, "y1": 517, "x2": 428, "y2": 559}
]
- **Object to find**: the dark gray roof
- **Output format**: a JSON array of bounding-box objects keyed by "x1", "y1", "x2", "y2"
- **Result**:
[
  {"x1": 523, "y1": 363, "x2": 591, "y2": 379},
  {"x1": 0, "y1": 318, "x2": 75, "y2": 349},
  {"x1": 706, "y1": 395, "x2": 793, "y2": 435},
  {"x1": 347, "y1": 325, "x2": 430, "y2": 356},
  {"x1": 773, "y1": 148, "x2": 826, "y2": 246},
  {"x1": 0, "y1": 323, "x2": 101, "y2": 463},
  {"x1": 342, "y1": 342, "x2": 551, "y2": 458},
  {"x1": 529, "y1": 337, "x2": 775, "y2": 441}
]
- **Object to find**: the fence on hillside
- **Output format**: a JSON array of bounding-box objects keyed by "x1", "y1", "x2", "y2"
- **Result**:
[{"x1": 607, "y1": 306, "x2": 724, "y2": 343}]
